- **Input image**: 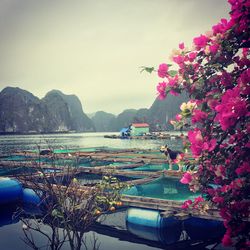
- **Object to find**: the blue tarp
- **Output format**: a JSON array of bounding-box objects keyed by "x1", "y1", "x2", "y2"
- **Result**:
[{"x1": 120, "y1": 128, "x2": 129, "y2": 133}]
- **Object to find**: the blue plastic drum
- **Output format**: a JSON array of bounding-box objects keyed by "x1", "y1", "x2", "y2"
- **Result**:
[
  {"x1": 126, "y1": 208, "x2": 182, "y2": 244},
  {"x1": 0, "y1": 178, "x2": 22, "y2": 204}
]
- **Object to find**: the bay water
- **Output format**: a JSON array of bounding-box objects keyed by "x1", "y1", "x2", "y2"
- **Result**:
[{"x1": 0, "y1": 132, "x2": 184, "y2": 250}]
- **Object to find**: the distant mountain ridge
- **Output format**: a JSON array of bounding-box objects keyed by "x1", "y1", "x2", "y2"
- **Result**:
[
  {"x1": 0, "y1": 86, "x2": 188, "y2": 134},
  {"x1": 91, "y1": 92, "x2": 189, "y2": 132},
  {"x1": 0, "y1": 87, "x2": 95, "y2": 133}
]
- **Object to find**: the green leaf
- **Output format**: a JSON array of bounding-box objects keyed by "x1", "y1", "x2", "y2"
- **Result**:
[
  {"x1": 168, "y1": 70, "x2": 178, "y2": 77},
  {"x1": 140, "y1": 66, "x2": 155, "y2": 74}
]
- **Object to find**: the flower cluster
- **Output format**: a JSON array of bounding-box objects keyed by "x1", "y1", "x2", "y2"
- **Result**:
[{"x1": 155, "y1": 0, "x2": 250, "y2": 247}]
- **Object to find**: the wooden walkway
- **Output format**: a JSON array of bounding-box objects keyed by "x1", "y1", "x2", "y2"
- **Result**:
[{"x1": 121, "y1": 195, "x2": 223, "y2": 221}]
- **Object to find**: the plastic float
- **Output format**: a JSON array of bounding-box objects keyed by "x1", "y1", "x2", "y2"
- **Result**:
[
  {"x1": 183, "y1": 217, "x2": 225, "y2": 240},
  {"x1": 0, "y1": 177, "x2": 41, "y2": 206},
  {"x1": 0, "y1": 177, "x2": 23, "y2": 204},
  {"x1": 126, "y1": 208, "x2": 182, "y2": 244}
]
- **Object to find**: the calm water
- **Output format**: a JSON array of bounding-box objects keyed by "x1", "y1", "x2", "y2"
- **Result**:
[
  {"x1": 0, "y1": 132, "x2": 186, "y2": 250},
  {"x1": 0, "y1": 132, "x2": 184, "y2": 155}
]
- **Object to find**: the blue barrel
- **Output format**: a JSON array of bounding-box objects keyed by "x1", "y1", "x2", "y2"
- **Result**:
[
  {"x1": 126, "y1": 208, "x2": 182, "y2": 244},
  {"x1": 0, "y1": 178, "x2": 23, "y2": 204},
  {"x1": 184, "y1": 217, "x2": 225, "y2": 240},
  {"x1": 22, "y1": 188, "x2": 41, "y2": 205},
  {"x1": 22, "y1": 188, "x2": 43, "y2": 215}
]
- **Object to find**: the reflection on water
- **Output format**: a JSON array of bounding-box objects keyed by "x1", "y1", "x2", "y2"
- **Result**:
[
  {"x1": 0, "y1": 204, "x2": 165, "y2": 250},
  {"x1": 0, "y1": 132, "x2": 184, "y2": 155}
]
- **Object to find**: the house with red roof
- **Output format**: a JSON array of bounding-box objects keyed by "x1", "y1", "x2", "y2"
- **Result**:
[{"x1": 130, "y1": 123, "x2": 149, "y2": 136}]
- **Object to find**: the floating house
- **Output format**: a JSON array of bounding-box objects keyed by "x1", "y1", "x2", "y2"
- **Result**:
[{"x1": 130, "y1": 123, "x2": 149, "y2": 136}]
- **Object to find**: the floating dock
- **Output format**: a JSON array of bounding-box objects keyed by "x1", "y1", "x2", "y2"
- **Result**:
[{"x1": 0, "y1": 147, "x2": 223, "y2": 223}]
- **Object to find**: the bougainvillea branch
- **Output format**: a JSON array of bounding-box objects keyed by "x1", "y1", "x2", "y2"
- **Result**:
[{"x1": 154, "y1": 0, "x2": 250, "y2": 248}]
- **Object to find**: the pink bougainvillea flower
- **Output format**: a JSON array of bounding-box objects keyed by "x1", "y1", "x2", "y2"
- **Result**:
[
  {"x1": 242, "y1": 48, "x2": 249, "y2": 57},
  {"x1": 212, "y1": 18, "x2": 230, "y2": 35},
  {"x1": 193, "y1": 196, "x2": 205, "y2": 208},
  {"x1": 188, "y1": 51, "x2": 197, "y2": 62},
  {"x1": 180, "y1": 172, "x2": 193, "y2": 184},
  {"x1": 193, "y1": 34, "x2": 209, "y2": 50},
  {"x1": 222, "y1": 232, "x2": 233, "y2": 246},
  {"x1": 221, "y1": 71, "x2": 233, "y2": 87},
  {"x1": 203, "y1": 138, "x2": 217, "y2": 152},
  {"x1": 172, "y1": 54, "x2": 185, "y2": 66},
  {"x1": 181, "y1": 199, "x2": 192, "y2": 209},
  {"x1": 215, "y1": 87, "x2": 248, "y2": 130},
  {"x1": 156, "y1": 81, "x2": 167, "y2": 100},
  {"x1": 179, "y1": 42, "x2": 185, "y2": 50},
  {"x1": 175, "y1": 114, "x2": 182, "y2": 122},
  {"x1": 209, "y1": 44, "x2": 220, "y2": 54},
  {"x1": 191, "y1": 109, "x2": 208, "y2": 123},
  {"x1": 237, "y1": 68, "x2": 250, "y2": 95},
  {"x1": 235, "y1": 162, "x2": 250, "y2": 175},
  {"x1": 213, "y1": 196, "x2": 225, "y2": 204},
  {"x1": 188, "y1": 128, "x2": 203, "y2": 157},
  {"x1": 157, "y1": 63, "x2": 169, "y2": 78},
  {"x1": 167, "y1": 75, "x2": 178, "y2": 87},
  {"x1": 169, "y1": 90, "x2": 179, "y2": 96}
]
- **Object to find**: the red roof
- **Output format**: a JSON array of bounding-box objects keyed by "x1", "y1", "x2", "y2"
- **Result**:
[{"x1": 131, "y1": 123, "x2": 149, "y2": 128}]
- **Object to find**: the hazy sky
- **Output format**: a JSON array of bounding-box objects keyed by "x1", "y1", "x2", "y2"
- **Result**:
[{"x1": 0, "y1": 0, "x2": 230, "y2": 114}]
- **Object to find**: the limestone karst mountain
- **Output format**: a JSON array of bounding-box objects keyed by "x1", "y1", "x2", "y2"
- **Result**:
[{"x1": 0, "y1": 87, "x2": 95, "y2": 133}]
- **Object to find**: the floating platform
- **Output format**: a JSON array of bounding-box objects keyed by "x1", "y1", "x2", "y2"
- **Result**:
[{"x1": 104, "y1": 133, "x2": 186, "y2": 140}]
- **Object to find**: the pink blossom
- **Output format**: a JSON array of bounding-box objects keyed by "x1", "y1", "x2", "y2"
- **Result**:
[
  {"x1": 222, "y1": 232, "x2": 233, "y2": 246},
  {"x1": 193, "y1": 34, "x2": 209, "y2": 50},
  {"x1": 214, "y1": 165, "x2": 226, "y2": 178},
  {"x1": 237, "y1": 68, "x2": 250, "y2": 95},
  {"x1": 209, "y1": 44, "x2": 220, "y2": 54},
  {"x1": 191, "y1": 109, "x2": 208, "y2": 124},
  {"x1": 157, "y1": 63, "x2": 169, "y2": 78},
  {"x1": 230, "y1": 178, "x2": 245, "y2": 189},
  {"x1": 212, "y1": 18, "x2": 230, "y2": 35},
  {"x1": 169, "y1": 90, "x2": 179, "y2": 96},
  {"x1": 242, "y1": 48, "x2": 249, "y2": 57},
  {"x1": 235, "y1": 162, "x2": 250, "y2": 175},
  {"x1": 156, "y1": 81, "x2": 167, "y2": 100},
  {"x1": 181, "y1": 199, "x2": 192, "y2": 209},
  {"x1": 194, "y1": 196, "x2": 204, "y2": 203},
  {"x1": 172, "y1": 54, "x2": 185, "y2": 66},
  {"x1": 215, "y1": 87, "x2": 248, "y2": 130},
  {"x1": 179, "y1": 42, "x2": 185, "y2": 50},
  {"x1": 180, "y1": 172, "x2": 193, "y2": 184},
  {"x1": 220, "y1": 185, "x2": 231, "y2": 193},
  {"x1": 221, "y1": 71, "x2": 232, "y2": 87},
  {"x1": 175, "y1": 114, "x2": 182, "y2": 122},
  {"x1": 213, "y1": 196, "x2": 225, "y2": 204},
  {"x1": 188, "y1": 52, "x2": 197, "y2": 62},
  {"x1": 203, "y1": 139, "x2": 217, "y2": 152},
  {"x1": 168, "y1": 75, "x2": 178, "y2": 87},
  {"x1": 188, "y1": 129, "x2": 203, "y2": 157}
]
